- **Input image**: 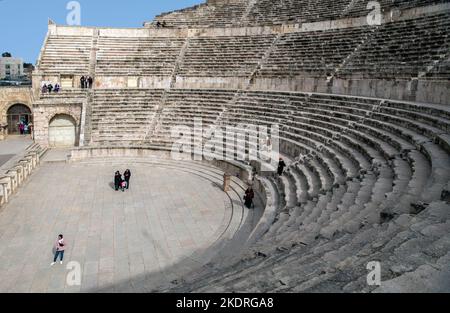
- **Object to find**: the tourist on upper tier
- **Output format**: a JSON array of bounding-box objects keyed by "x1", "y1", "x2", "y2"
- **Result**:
[
  {"x1": 114, "y1": 171, "x2": 122, "y2": 191},
  {"x1": 51, "y1": 234, "x2": 66, "y2": 266},
  {"x1": 156, "y1": 21, "x2": 161, "y2": 28},
  {"x1": 277, "y1": 158, "x2": 286, "y2": 176},
  {"x1": 88, "y1": 76, "x2": 93, "y2": 88},
  {"x1": 244, "y1": 187, "x2": 255, "y2": 209},
  {"x1": 41, "y1": 84, "x2": 47, "y2": 93},
  {"x1": 80, "y1": 76, "x2": 85, "y2": 89},
  {"x1": 54, "y1": 83, "x2": 60, "y2": 92},
  {"x1": 124, "y1": 169, "x2": 131, "y2": 190},
  {"x1": 47, "y1": 83, "x2": 53, "y2": 93}
]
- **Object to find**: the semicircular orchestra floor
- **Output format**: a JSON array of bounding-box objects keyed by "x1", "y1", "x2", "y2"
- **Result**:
[{"x1": 0, "y1": 158, "x2": 255, "y2": 292}]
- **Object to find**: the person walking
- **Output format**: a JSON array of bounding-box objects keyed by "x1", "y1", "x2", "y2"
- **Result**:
[
  {"x1": 114, "y1": 171, "x2": 122, "y2": 191},
  {"x1": 124, "y1": 169, "x2": 131, "y2": 190},
  {"x1": 244, "y1": 187, "x2": 255, "y2": 209},
  {"x1": 51, "y1": 234, "x2": 66, "y2": 266},
  {"x1": 277, "y1": 158, "x2": 286, "y2": 176}
]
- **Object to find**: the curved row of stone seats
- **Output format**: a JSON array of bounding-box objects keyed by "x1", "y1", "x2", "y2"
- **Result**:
[
  {"x1": 257, "y1": 26, "x2": 372, "y2": 78},
  {"x1": 244, "y1": 0, "x2": 348, "y2": 26},
  {"x1": 0, "y1": 144, "x2": 47, "y2": 207},
  {"x1": 337, "y1": 12, "x2": 450, "y2": 79},
  {"x1": 163, "y1": 199, "x2": 449, "y2": 292},
  {"x1": 96, "y1": 37, "x2": 186, "y2": 76},
  {"x1": 179, "y1": 35, "x2": 276, "y2": 77},
  {"x1": 142, "y1": 90, "x2": 428, "y2": 236},
  {"x1": 304, "y1": 94, "x2": 450, "y2": 202},
  {"x1": 151, "y1": 0, "x2": 449, "y2": 28},
  {"x1": 345, "y1": 0, "x2": 450, "y2": 18},
  {"x1": 38, "y1": 13, "x2": 450, "y2": 81},
  {"x1": 151, "y1": 0, "x2": 247, "y2": 28},
  {"x1": 90, "y1": 89, "x2": 164, "y2": 145},
  {"x1": 149, "y1": 89, "x2": 236, "y2": 145},
  {"x1": 39, "y1": 89, "x2": 88, "y2": 100},
  {"x1": 424, "y1": 57, "x2": 450, "y2": 80},
  {"x1": 38, "y1": 35, "x2": 92, "y2": 74}
]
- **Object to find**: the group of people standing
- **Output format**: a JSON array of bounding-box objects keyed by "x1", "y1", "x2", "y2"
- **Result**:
[
  {"x1": 41, "y1": 82, "x2": 61, "y2": 93},
  {"x1": 18, "y1": 121, "x2": 31, "y2": 135},
  {"x1": 80, "y1": 76, "x2": 93, "y2": 89},
  {"x1": 155, "y1": 21, "x2": 167, "y2": 28},
  {"x1": 114, "y1": 170, "x2": 131, "y2": 192},
  {"x1": 243, "y1": 158, "x2": 287, "y2": 209}
]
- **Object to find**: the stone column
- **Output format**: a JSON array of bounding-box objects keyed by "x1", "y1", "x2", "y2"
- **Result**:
[{"x1": 223, "y1": 173, "x2": 231, "y2": 192}]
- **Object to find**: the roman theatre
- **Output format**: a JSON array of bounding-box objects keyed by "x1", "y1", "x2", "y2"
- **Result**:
[{"x1": 0, "y1": 0, "x2": 449, "y2": 293}]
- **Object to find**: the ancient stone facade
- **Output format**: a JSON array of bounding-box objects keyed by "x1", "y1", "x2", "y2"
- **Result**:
[
  {"x1": 0, "y1": 87, "x2": 32, "y2": 140},
  {"x1": 32, "y1": 102, "x2": 82, "y2": 147}
]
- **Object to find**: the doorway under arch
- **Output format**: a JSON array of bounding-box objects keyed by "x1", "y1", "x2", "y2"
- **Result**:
[
  {"x1": 49, "y1": 114, "x2": 78, "y2": 147},
  {"x1": 7, "y1": 104, "x2": 32, "y2": 135}
]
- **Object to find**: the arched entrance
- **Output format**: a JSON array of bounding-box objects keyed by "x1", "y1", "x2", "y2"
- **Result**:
[
  {"x1": 49, "y1": 114, "x2": 77, "y2": 147},
  {"x1": 7, "y1": 104, "x2": 32, "y2": 135}
]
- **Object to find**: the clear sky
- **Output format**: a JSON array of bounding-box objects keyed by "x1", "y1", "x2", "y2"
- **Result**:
[{"x1": 0, "y1": 0, "x2": 203, "y2": 64}]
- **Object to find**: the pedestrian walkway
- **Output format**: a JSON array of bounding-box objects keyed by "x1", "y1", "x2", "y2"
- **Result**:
[{"x1": 0, "y1": 136, "x2": 33, "y2": 171}]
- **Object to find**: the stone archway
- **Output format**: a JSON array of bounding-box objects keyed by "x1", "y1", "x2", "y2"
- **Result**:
[
  {"x1": 48, "y1": 114, "x2": 78, "y2": 147},
  {"x1": 6, "y1": 103, "x2": 32, "y2": 135}
]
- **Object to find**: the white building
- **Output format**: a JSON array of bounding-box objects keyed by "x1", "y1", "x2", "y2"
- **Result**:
[{"x1": 0, "y1": 56, "x2": 24, "y2": 80}]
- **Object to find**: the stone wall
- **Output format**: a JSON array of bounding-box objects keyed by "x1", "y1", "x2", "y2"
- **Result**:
[
  {"x1": 33, "y1": 103, "x2": 82, "y2": 147},
  {"x1": 0, "y1": 87, "x2": 33, "y2": 139}
]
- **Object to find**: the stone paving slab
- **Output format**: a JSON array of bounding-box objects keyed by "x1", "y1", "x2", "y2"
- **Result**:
[
  {"x1": 0, "y1": 136, "x2": 33, "y2": 172},
  {"x1": 0, "y1": 160, "x2": 235, "y2": 292}
]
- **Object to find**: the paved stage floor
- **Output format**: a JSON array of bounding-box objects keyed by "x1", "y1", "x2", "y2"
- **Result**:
[
  {"x1": 0, "y1": 160, "x2": 237, "y2": 292},
  {"x1": 0, "y1": 136, "x2": 33, "y2": 169}
]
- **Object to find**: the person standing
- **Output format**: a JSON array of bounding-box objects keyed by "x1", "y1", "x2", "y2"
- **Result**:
[
  {"x1": 114, "y1": 171, "x2": 122, "y2": 191},
  {"x1": 19, "y1": 122, "x2": 24, "y2": 135},
  {"x1": 244, "y1": 187, "x2": 255, "y2": 209},
  {"x1": 124, "y1": 169, "x2": 131, "y2": 190},
  {"x1": 88, "y1": 76, "x2": 93, "y2": 89},
  {"x1": 80, "y1": 76, "x2": 85, "y2": 89},
  {"x1": 51, "y1": 234, "x2": 66, "y2": 266},
  {"x1": 277, "y1": 158, "x2": 286, "y2": 176}
]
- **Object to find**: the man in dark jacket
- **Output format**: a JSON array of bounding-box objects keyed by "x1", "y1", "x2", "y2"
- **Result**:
[
  {"x1": 80, "y1": 76, "x2": 85, "y2": 89},
  {"x1": 114, "y1": 171, "x2": 122, "y2": 191},
  {"x1": 124, "y1": 169, "x2": 131, "y2": 190},
  {"x1": 244, "y1": 187, "x2": 255, "y2": 209},
  {"x1": 277, "y1": 158, "x2": 286, "y2": 176}
]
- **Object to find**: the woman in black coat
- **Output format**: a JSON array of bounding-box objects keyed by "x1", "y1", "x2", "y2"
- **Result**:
[
  {"x1": 244, "y1": 187, "x2": 255, "y2": 209},
  {"x1": 124, "y1": 169, "x2": 131, "y2": 190},
  {"x1": 114, "y1": 171, "x2": 122, "y2": 191}
]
